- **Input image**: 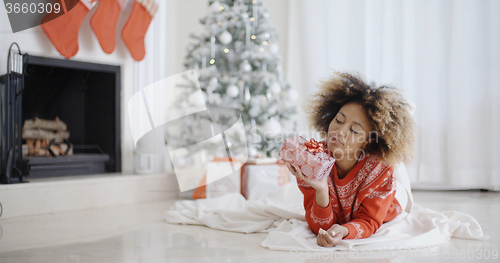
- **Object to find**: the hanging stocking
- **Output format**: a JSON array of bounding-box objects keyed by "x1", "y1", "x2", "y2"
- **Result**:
[
  {"x1": 41, "y1": 0, "x2": 98, "y2": 59},
  {"x1": 90, "y1": 0, "x2": 125, "y2": 54},
  {"x1": 121, "y1": 0, "x2": 158, "y2": 61}
]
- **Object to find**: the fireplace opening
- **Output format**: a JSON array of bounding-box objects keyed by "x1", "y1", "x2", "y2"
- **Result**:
[{"x1": 5, "y1": 55, "x2": 121, "y2": 180}]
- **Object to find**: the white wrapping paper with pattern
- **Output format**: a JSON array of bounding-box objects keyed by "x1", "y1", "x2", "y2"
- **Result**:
[
  {"x1": 241, "y1": 162, "x2": 291, "y2": 200},
  {"x1": 279, "y1": 136, "x2": 335, "y2": 180}
]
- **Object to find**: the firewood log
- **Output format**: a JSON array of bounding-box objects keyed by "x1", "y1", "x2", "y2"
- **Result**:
[
  {"x1": 34, "y1": 139, "x2": 41, "y2": 156},
  {"x1": 22, "y1": 116, "x2": 67, "y2": 131},
  {"x1": 22, "y1": 128, "x2": 70, "y2": 142},
  {"x1": 26, "y1": 139, "x2": 35, "y2": 156}
]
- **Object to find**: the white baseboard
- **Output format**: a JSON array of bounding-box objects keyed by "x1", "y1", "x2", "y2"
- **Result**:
[
  {"x1": 0, "y1": 173, "x2": 180, "y2": 219},
  {"x1": 410, "y1": 182, "x2": 499, "y2": 191}
]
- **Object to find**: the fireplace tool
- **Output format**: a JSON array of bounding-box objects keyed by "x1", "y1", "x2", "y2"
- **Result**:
[{"x1": 0, "y1": 43, "x2": 30, "y2": 183}]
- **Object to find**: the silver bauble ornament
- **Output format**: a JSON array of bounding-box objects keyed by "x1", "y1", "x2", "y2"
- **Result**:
[
  {"x1": 270, "y1": 82, "x2": 281, "y2": 95},
  {"x1": 270, "y1": 43, "x2": 279, "y2": 54},
  {"x1": 240, "y1": 60, "x2": 252, "y2": 72},
  {"x1": 209, "y1": 77, "x2": 218, "y2": 85},
  {"x1": 210, "y1": 0, "x2": 222, "y2": 13},
  {"x1": 263, "y1": 119, "x2": 281, "y2": 138},
  {"x1": 226, "y1": 84, "x2": 239, "y2": 98},
  {"x1": 219, "y1": 31, "x2": 232, "y2": 45}
]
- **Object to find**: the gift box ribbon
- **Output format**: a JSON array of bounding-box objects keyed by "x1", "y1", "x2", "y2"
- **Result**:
[{"x1": 304, "y1": 138, "x2": 326, "y2": 153}]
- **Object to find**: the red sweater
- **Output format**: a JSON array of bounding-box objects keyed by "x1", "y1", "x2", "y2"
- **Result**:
[{"x1": 297, "y1": 155, "x2": 402, "y2": 239}]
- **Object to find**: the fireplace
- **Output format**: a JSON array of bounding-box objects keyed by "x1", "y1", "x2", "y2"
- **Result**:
[{"x1": 1, "y1": 54, "x2": 121, "y2": 183}]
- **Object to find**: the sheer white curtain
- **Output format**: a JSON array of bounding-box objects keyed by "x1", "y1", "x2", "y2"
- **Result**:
[
  {"x1": 129, "y1": 0, "x2": 168, "y2": 173},
  {"x1": 286, "y1": 0, "x2": 500, "y2": 190}
]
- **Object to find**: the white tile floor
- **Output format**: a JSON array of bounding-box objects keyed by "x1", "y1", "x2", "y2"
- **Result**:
[{"x1": 0, "y1": 190, "x2": 499, "y2": 263}]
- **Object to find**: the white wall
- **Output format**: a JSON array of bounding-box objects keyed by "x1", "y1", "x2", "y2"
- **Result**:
[{"x1": 0, "y1": 0, "x2": 291, "y2": 174}]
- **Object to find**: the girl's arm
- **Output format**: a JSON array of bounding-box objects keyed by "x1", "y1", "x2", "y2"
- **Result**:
[
  {"x1": 341, "y1": 167, "x2": 399, "y2": 239},
  {"x1": 297, "y1": 177, "x2": 336, "y2": 235},
  {"x1": 283, "y1": 160, "x2": 336, "y2": 235}
]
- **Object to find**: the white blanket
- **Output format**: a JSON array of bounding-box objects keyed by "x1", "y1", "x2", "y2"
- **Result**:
[{"x1": 165, "y1": 182, "x2": 489, "y2": 251}]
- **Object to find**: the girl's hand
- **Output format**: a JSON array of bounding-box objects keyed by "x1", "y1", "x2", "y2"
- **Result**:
[
  {"x1": 316, "y1": 224, "x2": 349, "y2": 247},
  {"x1": 282, "y1": 159, "x2": 328, "y2": 193}
]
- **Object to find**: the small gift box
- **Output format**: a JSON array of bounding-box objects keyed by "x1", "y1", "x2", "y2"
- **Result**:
[
  {"x1": 192, "y1": 157, "x2": 242, "y2": 199},
  {"x1": 241, "y1": 159, "x2": 292, "y2": 200},
  {"x1": 278, "y1": 136, "x2": 335, "y2": 180}
]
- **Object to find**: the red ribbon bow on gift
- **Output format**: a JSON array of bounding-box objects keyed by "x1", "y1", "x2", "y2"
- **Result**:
[{"x1": 304, "y1": 138, "x2": 326, "y2": 153}]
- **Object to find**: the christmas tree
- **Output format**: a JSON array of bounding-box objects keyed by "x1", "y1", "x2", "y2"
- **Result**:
[{"x1": 166, "y1": 0, "x2": 297, "y2": 161}]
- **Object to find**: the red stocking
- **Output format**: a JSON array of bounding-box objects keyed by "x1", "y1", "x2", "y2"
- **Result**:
[
  {"x1": 41, "y1": 0, "x2": 98, "y2": 59},
  {"x1": 121, "y1": 0, "x2": 158, "y2": 61},
  {"x1": 90, "y1": 0, "x2": 125, "y2": 54}
]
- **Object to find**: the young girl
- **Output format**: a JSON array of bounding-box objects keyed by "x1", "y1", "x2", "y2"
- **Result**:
[{"x1": 282, "y1": 71, "x2": 416, "y2": 247}]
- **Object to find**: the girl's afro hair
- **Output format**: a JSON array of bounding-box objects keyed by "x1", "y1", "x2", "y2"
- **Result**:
[{"x1": 304, "y1": 71, "x2": 417, "y2": 165}]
